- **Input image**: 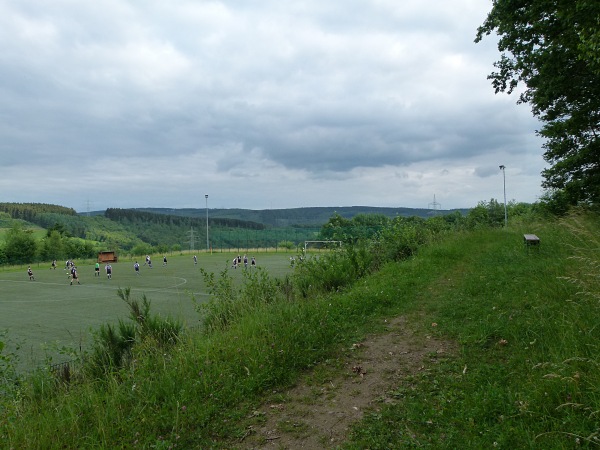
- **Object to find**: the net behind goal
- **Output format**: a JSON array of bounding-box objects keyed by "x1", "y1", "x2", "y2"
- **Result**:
[{"x1": 303, "y1": 240, "x2": 343, "y2": 252}]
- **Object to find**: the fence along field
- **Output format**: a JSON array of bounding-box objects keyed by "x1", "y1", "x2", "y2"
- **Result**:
[{"x1": 0, "y1": 252, "x2": 295, "y2": 372}]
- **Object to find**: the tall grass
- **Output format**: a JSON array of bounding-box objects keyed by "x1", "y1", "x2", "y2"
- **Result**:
[
  {"x1": 347, "y1": 212, "x2": 600, "y2": 448},
  {"x1": 0, "y1": 331, "x2": 21, "y2": 407},
  {"x1": 195, "y1": 267, "x2": 281, "y2": 334}
]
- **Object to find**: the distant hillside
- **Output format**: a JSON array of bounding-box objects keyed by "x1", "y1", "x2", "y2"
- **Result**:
[
  {"x1": 116, "y1": 206, "x2": 470, "y2": 227},
  {"x1": 0, "y1": 203, "x2": 76, "y2": 221},
  {"x1": 104, "y1": 208, "x2": 265, "y2": 230},
  {"x1": 1, "y1": 203, "x2": 470, "y2": 255}
]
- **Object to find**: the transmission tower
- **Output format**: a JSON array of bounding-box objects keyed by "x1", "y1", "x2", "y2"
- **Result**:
[
  {"x1": 428, "y1": 194, "x2": 441, "y2": 215},
  {"x1": 186, "y1": 227, "x2": 196, "y2": 251}
]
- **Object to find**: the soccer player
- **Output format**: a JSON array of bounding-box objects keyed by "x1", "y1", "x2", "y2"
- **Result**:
[
  {"x1": 27, "y1": 266, "x2": 35, "y2": 281},
  {"x1": 70, "y1": 267, "x2": 80, "y2": 285},
  {"x1": 134, "y1": 261, "x2": 140, "y2": 275},
  {"x1": 105, "y1": 263, "x2": 112, "y2": 279},
  {"x1": 163, "y1": 255, "x2": 167, "y2": 266},
  {"x1": 95, "y1": 262, "x2": 100, "y2": 277}
]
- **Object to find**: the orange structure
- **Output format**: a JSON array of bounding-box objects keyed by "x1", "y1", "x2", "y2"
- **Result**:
[{"x1": 97, "y1": 251, "x2": 118, "y2": 263}]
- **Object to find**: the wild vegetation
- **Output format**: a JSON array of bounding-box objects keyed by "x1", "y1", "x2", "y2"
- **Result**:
[
  {"x1": 1, "y1": 199, "x2": 598, "y2": 448},
  {"x1": 476, "y1": 0, "x2": 600, "y2": 210}
]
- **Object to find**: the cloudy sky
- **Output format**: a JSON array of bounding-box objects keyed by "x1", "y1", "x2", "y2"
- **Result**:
[{"x1": 0, "y1": 0, "x2": 546, "y2": 213}]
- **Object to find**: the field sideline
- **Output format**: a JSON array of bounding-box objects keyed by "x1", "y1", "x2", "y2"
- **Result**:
[{"x1": 0, "y1": 252, "x2": 295, "y2": 371}]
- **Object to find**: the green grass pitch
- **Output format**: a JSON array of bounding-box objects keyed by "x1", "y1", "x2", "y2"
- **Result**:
[{"x1": 0, "y1": 252, "x2": 295, "y2": 371}]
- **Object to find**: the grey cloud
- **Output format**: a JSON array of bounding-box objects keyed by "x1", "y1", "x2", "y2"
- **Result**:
[{"x1": 0, "y1": 1, "x2": 546, "y2": 210}]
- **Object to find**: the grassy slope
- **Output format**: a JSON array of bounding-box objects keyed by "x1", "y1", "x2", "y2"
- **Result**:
[
  {"x1": 2, "y1": 215, "x2": 599, "y2": 448},
  {"x1": 0, "y1": 225, "x2": 46, "y2": 243},
  {"x1": 346, "y1": 217, "x2": 600, "y2": 448}
]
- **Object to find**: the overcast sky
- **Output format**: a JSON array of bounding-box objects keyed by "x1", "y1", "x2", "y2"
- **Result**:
[{"x1": 0, "y1": 0, "x2": 546, "y2": 213}]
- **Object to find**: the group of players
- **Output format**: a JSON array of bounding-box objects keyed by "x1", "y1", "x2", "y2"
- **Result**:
[
  {"x1": 25, "y1": 259, "x2": 113, "y2": 285},
  {"x1": 133, "y1": 254, "x2": 170, "y2": 270},
  {"x1": 133, "y1": 254, "x2": 169, "y2": 275},
  {"x1": 231, "y1": 254, "x2": 256, "y2": 269},
  {"x1": 27, "y1": 253, "x2": 254, "y2": 284}
]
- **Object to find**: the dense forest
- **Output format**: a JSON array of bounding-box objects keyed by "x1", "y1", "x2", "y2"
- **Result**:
[
  {"x1": 129, "y1": 205, "x2": 470, "y2": 226},
  {"x1": 0, "y1": 203, "x2": 76, "y2": 221},
  {"x1": 105, "y1": 208, "x2": 265, "y2": 230}
]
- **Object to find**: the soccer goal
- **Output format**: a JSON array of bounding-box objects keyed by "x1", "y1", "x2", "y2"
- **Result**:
[{"x1": 304, "y1": 240, "x2": 343, "y2": 252}]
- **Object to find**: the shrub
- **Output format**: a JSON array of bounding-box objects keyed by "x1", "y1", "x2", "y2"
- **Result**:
[
  {"x1": 196, "y1": 267, "x2": 282, "y2": 334},
  {"x1": 277, "y1": 240, "x2": 295, "y2": 250},
  {"x1": 292, "y1": 249, "x2": 358, "y2": 297},
  {"x1": 370, "y1": 216, "x2": 435, "y2": 269},
  {"x1": 86, "y1": 288, "x2": 182, "y2": 377}
]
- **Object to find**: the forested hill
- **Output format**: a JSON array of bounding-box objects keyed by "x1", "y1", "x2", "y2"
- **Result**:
[
  {"x1": 104, "y1": 208, "x2": 265, "y2": 230},
  {"x1": 0, "y1": 203, "x2": 469, "y2": 232},
  {"x1": 0, "y1": 203, "x2": 76, "y2": 221},
  {"x1": 120, "y1": 206, "x2": 470, "y2": 227}
]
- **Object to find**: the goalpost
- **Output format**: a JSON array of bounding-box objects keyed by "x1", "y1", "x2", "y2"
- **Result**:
[{"x1": 303, "y1": 240, "x2": 343, "y2": 252}]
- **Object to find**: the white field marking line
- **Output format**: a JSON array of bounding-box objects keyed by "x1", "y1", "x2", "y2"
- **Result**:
[
  {"x1": 129, "y1": 277, "x2": 188, "y2": 293},
  {"x1": 0, "y1": 277, "x2": 187, "y2": 290},
  {"x1": 0, "y1": 277, "x2": 191, "y2": 302},
  {"x1": 0, "y1": 284, "x2": 120, "y2": 303},
  {"x1": 146, "y1": 290, "x2": 211, "y2": 297},
  {"x1": 0, "y1": 279, "x2": 119, "y2": 290}
]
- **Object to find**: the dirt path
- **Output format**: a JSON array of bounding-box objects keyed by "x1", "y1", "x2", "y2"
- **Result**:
[{"x1": 235, "y1": 316, "x2": 456, "y2": 449}]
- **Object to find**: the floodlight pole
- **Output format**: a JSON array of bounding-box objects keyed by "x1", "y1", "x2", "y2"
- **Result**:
[
  {"x1": 205, "y1": 194, "x2": 209, "y2": 251},
  {"x1": 499, "y1": 165, "x2": 507, "y2": 227}
]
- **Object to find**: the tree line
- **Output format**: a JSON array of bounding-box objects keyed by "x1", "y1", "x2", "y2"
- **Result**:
[
  {"x1": 0, "y1": 203, "x2": 76, "y2": 222},
  {"x1": 0, "y1": 224, "x2": 95, "y2": 266},
  {"x1": 318, "y1": 199, "x2": 537, "y2": 245},
  {"x1": 105, "y1": 208, "x2": 266, "y2": 230}
]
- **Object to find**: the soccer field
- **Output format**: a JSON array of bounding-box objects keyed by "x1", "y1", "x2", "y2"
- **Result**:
[{"x1": 0, "y1": 252, "x2": 294, "y2": 371}]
